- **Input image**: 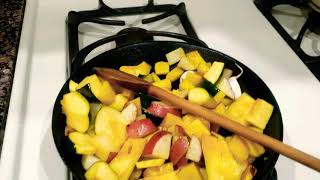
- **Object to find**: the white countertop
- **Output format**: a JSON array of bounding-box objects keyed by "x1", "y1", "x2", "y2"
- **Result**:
[{"x1": 0, "y1": 0, "x2": 319, "y2": 179}]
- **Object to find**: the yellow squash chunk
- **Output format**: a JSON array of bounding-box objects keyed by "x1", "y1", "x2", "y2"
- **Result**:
[
  {"x1": 171, "y1": 89, "x2": 188, "y2": 99},
  {"x1": 182, "y1": 114, "x2": 196, "y2": 126},
  {"x1": 153, "y1": 79, "x2": 172, "y2": 91},
  {"x1": 185, "y1": 72, "x2": 203, "y2": 86},
  {"x1": 221, "y1": 98, "x2": 232, "y2": 106},
  {"x1": 143, "y1": 74, "x2": 154, "y2": 83},
  {"x1": 110, "y1": 138, "x2": 147, "y2": 180},
  {"x1": 85, "y1": 161, "x2": 119, "y2": 180},
  {"x1": 151, "y1": 72, "x2": 161, "y2": 82},
  {"x1": 69, "y1": 132, "x2": 96, "y2": 155},
  {"x1": 166, "y1": 67, "x2": 184, "y2": 82},
  {"x1": 213, "y1": 91, "x2": 226, "y2": 103},
  {"x1": 199, "y1": 168, "x2": 208, "y2": 180},
  {"x1": 95, "y1": 106, "x2": 127, "y2": 149},
  {"x1": 92, "y1": 135, "x2": 122, "y2": 161},
  {"x1": 176, "y1": 163, "x2": 202, "y2": 180},
  {"x1": 143, "y1": 163, "x2": 174, "y2": 177},
  {"x1": 178, "y1": 56, "x2": 197, "y2": 71},
  {"x1": 197, "y1": 62, "x2": 210, "y2": 75},
  {"x1": 136, "y1": 159, "x2": 165, "y2": 169},
  {"x1": 128, "y1": 97, "x2": 142, "y2": 116},
  {"x1": 226, "y1": 135, "x2": 249, "y2": 162},
  {"x1": 61, "y1": 91, "x2": 90, "y2": 133},
  {"x1": 110, "y1": 94, "x2": 128, "y2": 111},
  {"x1": 184, "y1": 119, "x2": 210, "y2": 139},
  {"x1": 202, "y1": 135, "x2": 244, "y2": 180},
  {"x1": 179, "y1": 79, "x2": 195, "y2": 91},
  {"x1": 214, "y1": 103, "x2": 227, "y2": 115},
  {"x1": 69, "y1": 80, "x2": 78, "y2": 92},
  {"x1": 188, "y1": 88, "x2": 210, "y2": 105},
  {"x1": 144, "y1": 172, "x2": 179, "y2": 180},
  {"x1": 155, "y1": 61, "x2": 170, "y2": 75},
  {"x1": 240, "y1": 137, "x2": 265, "y2": 158},
  {"x1": 136, "y1": 61, "x2": 152, "y2": 75},
  {"x1": 245, "y1": 99, "x2": 274, "y2": 130},
  {"x1": 203, "y1": 61, "x2": 224, "y2": 84},
  {"x1": 120, "y1": 66, "x2": 139, "y2": 76},
  {"x1": 129, "y1": 168, "x2": 143, "y2": 180},
  {"x1": 160, "y1": 113, "x2": 184, "y2": 128},
  {"x1": 225, "y1": 93, "x2": 255, "y2": 125},
  {"x1": 166, "y1": 47, "x2": 186, "y2": 65},
  {"x1": 186, "y1": 51, "x2": 206, "y2": 68}
]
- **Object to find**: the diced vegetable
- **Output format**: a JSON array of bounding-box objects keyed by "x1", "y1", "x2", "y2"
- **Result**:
[
  {"x1": 199, "y1": 168, "x2": 208, "y2": 180},
  {"x1": 226, "y1": 135, "x2": 249, "y2": 162},
  {"x1": 153, "y1": 79, "x2": 172, "y2": 91},
  {"x1": 91, "y1": 134, "x2": 121, "y2": 161},
  {"x1": 61, "y1": 92, "x2": 90, "y2": 133},
  {"x1": 188, "y1": 88, "x2": 210, "y2": 105},
  {"x1": 185, "y1": 72, "x2": 203, "y2": 86},
  {"x1": 143, "y1": 74, "x2": 154, "y2": 82},
  {"x1": 110, "y1": 138, "x2": 146, "y2": 180},
  {"x1": 151, "y1": 72, "x2": 161, "y2": 82},
  {"x1": 121, "y1": 103, "x2": 138, "y2": 125},
  {"x1": 144, "y1": 172, "x2": 179, "y2": 180},
  {"x1": 94, "y1": 107, "x2": 127, "y2": 150},
  {"x1": 166, "y1": 67, "x2": 184, "y2": 82},
  {"x1": 136, "y1": 159, "x2": 165, "y2": 169},
  {"x1": 201, "y1": 80, "x2": 219, "y2": 96},
  {"x1": 176, "y1": 163, "x2": 203, "y2": 180},
  {"x1": 128, "y1": 97, "x2": 142, "y2": 116},
  {"x1": 69, "y1": 80, "x2": 78, "y2": 92},
  {"x1": 214, "y1": 103, "x2": 227, "y2": 115},
  {"x1": 127, "y1": 118, "x2": 158, "y2": 138},
  {"x1": 169, "y1": 136, "x2": 189, "y2": 165},
  {"x1": 203, "y1": 61, "x2": 224, "y2": 84},
  {"x1": 186, "y1": 136, "x2": 202, "y2": 162},
  {"x1": 129, "y1": 168, "x2": 142, "y2": 180},
  {"x1": 216, "y1": 68, "x2": 233, "y2": 86},
  {"x1": 147, "y1": 101, "x2": 181, "y2": 118},
  {"x1": 109, "y1": 94, "x2": 128, "y2": 111},
  {"x1": 184, "y1": 119, "x2": 210, "y2": 139},
  {"x1": 69, "y1": 132, "x2": 96, "y2": 155},
  {"x1": 240, "y1": 137, "x2": 265, "y2": 158},
  {"x1": 213, "y1": 90, "x2": 226, "y2": 103},
  {"x1": 143, "y1": 163, "x2": 174, "y2": 177},
  {"x1": 229, "y1": 77, "x2": 242, "y2": 99},
  {"x1": 136, "y1": 61, "x2": 152, "y2": 75},
  {"x1": 155, "y1": 61, "x2": 170, "y2": 75},
  {"x1": 81, "y1": 155, "x2": 100, "y2": 170},
  {"x1": 202, "y1": 135, "x2": 244, "y2": 180},
  {"x1": 171, "y1": 89, "x2": 188, "y2": 99},
  {"x1": 217, "y1": 78, "x2": 235, "y2": 99},
  {"x1": 166, "y1": 47, "x2": 186, "y2": 65},
  {"x1": 160, "y1": 113, "x2": 184, "y2": 128},
  {"x1": 85, "y1": 162, "x2": 118, "y2": 180},
  {"x1": 179, "y1": 79, "x2": 195, "y2": 91},
  {"x1": 224, "y1": 93, "x2": 255, "y2": 125},
  {"x1": 89, "y1": 103, "x2": 102, "y2": 122},
  {"x1": 120, "y1": 66, "x2": 139, "y2": 76},
  {"x1": 178, "y1": 56, "x2": 197, "y2": 71},
  {"x1": 197, "y1": 62, "x2": 210, "y2": 75},
  {"x1": 245, "y1": 99, "x2": 274, "y2": 130},
  {"x1": 186, "y1": 51, "x2": 206, "y2": 68},
  {"x1": 241, "y1": 165, "x2": 257, "y2": 180}
]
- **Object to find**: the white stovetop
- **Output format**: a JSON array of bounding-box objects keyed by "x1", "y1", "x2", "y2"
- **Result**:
[{"x1": 0, "y1": 0, "x2": 319, "y2": 180}]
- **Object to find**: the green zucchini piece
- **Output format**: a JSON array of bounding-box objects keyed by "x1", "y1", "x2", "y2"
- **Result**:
[
  {"x1": 202, "y1": 80, "x2": 219, "y2": 96},
  {"x1": 77, "y1": 85, "x2": 99, "y2": 102}
]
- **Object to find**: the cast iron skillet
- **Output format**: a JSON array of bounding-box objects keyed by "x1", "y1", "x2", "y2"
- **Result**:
[{"x1": 52, "y1": 30, "x2": 283, "y2": 180}]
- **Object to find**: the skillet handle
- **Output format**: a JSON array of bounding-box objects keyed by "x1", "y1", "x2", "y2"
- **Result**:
[{"x1": 71, "y1": 30, "x2": 208, "y2": 75}]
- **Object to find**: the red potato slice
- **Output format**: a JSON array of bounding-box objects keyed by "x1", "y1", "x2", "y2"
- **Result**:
[
  {"x1": 170, "y1": 136, "x2": 189, "y2": 165},
  {"x1": 106, "y1": 152, "x2": 118, "y2": 163},
  {"x1": 175, "y1": 155, "x2": 188, "y2": 169},
  {"x1": 143, "y1": 131, "x2": 172, "y2": 159},
  {"x1": 127, "y1": 119, "x2": 158, "y2": 138},
  {"x1": 147, "y1": 101, "x2": 181, "y2": 118}
]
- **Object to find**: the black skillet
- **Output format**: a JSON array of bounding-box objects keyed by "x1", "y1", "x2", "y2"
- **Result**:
[{"x1": 52, "y1": 28, "x2": 283, "y2": 180}]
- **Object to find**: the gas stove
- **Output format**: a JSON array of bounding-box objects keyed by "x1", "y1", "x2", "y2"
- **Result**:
[
  {"x1": 0, "y1": 0, "x2": 320, "y2": 180},
  {"x1": 255, "y1": 0, "x2": 320, "y2": 80}
]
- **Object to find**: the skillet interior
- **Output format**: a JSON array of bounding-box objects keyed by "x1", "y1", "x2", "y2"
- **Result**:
[{"x1": 52, "y1": 41, "x2": 283, "y2": 180}]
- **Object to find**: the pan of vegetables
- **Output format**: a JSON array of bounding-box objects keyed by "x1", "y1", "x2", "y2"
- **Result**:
[{"x1": 52, "y1": 28, "x2": 283, "y2": 180}]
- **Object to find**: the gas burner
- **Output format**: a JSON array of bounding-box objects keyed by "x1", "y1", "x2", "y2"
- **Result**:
[{"x1": 254, "y1": 0, "x2": 320, "y2": 81}]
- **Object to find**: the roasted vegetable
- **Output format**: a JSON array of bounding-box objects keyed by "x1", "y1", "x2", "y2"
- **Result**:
[
  {"x1": 155, "y1": 61, "x2": 170, "y2": 75},
  {"x1": 203, "y1": 61, "x2": 224, "y2": 84}
]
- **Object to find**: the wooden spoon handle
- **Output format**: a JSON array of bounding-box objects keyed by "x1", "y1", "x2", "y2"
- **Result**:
[{"x1": 148, "y1": 85, "x2": 320, "y2": 172}]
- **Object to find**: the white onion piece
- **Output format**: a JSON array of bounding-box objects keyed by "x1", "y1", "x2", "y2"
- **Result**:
[
  {"x1": 229, "y1": 77, "x2": 242, "y2": 99},
  {"x1": 81, "y1": 155, "x2": 100, "y2": 170},
  {"x1": 217, "y1": 78, "x2": 235, "y2": 99}
]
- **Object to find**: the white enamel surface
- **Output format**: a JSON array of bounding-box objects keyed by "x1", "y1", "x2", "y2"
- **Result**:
[{"x1": 0, "y1": 0, "x2": 319, "y2": 180}]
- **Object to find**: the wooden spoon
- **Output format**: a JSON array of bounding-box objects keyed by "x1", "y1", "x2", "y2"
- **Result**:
[{"x1": 95, "y1": 67, "x2": 320, "y2": 172}]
